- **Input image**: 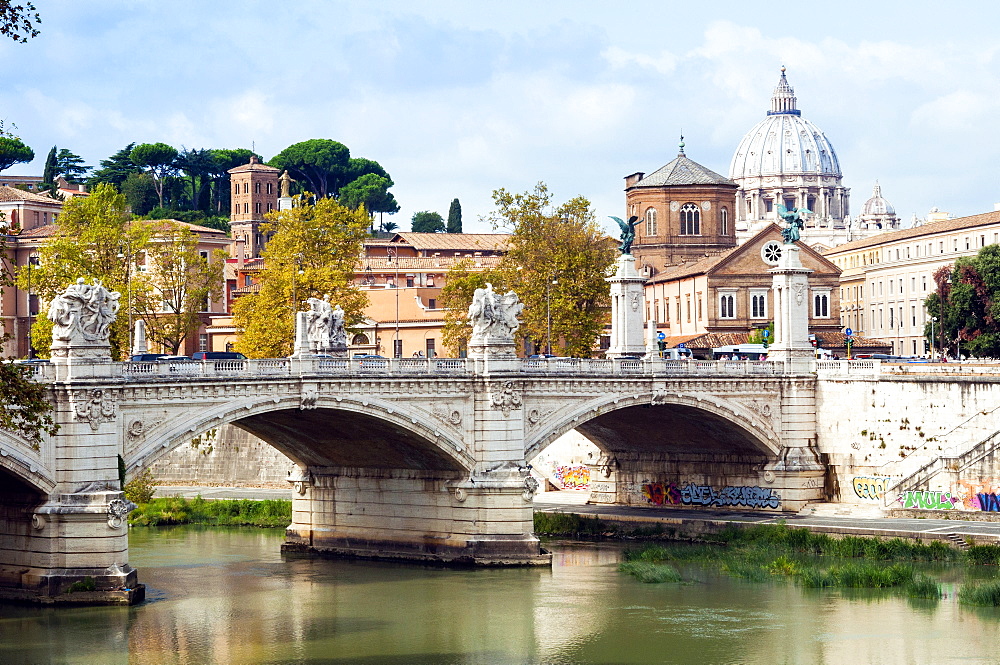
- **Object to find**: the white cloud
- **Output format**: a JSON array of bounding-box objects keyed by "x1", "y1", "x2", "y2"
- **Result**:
[{"x1": 602, "y1": 46, "x2": 677, "y2": 74}]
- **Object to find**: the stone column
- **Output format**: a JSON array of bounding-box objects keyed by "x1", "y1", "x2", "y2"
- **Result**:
[
  {"x1": 606, "y1": 254, "x2": 647, "y2": 358},
  {"x1": 768, "y1": 245, "x2": 814, "y2": 373},
  {"x1": 130, "y1": 319, "x2": 148, "y2": 356}
]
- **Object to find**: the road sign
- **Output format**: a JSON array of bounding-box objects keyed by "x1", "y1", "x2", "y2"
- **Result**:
[
  {"x1": 762, "y1": 330, "x2": 770, "y2": 339},
  {"x1": 845, "y1": 327, "x2": 853, "y2": 337},
  {"x1": 657, "y1": 332, "x2": 665, "y2": 341},
  {"x1": 677, "y1": 343, "x2": 686, "y2": 349}
]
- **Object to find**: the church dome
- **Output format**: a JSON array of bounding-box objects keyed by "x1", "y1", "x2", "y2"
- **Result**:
[
  {"x1": 860, "y1": 182, "x2": 895, "y2": 217},
  {"x1": 729, "y1": 68, "x2": 842, "y2": 181}
]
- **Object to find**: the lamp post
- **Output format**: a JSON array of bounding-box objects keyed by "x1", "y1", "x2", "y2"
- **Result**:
[
  {"x1": 388, "y1": 247, "x2": 399, "y2": 357},
  {"x1": 930, "y1": 316, "x2": 937, "y2": 359},
  {"x1": 546, "y1": 275, "x2": 558, "y2": 355},
  {"x1": 116, "y1": 248, "x2": 134, "y2": 354},
  {"x1": 26, "y1": 255, "x2": 38, "y2": 359}
]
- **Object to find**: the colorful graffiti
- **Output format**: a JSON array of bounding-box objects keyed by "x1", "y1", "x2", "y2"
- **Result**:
[
  {"x1": 641, "y1": 482, "x2": 682, "y2": 506},
  {"x1": 977, "y1": 493, "x2": 1000, "y2": 512},
  {"x1": 852, "y1": 476, "x2": 892, "y2": 501},
  {"x1": 680, "y1": 483, "x2": 781, "y2": 509},
  {"x1": 958, "y1": 478, "x2": 1000, "y2": 510},
  {"x1": 898, "y1": 490, "x2": 960, "y2": 510},
  {"x1": 553, "y1": 465, "x2": 590, "y2": 490}
]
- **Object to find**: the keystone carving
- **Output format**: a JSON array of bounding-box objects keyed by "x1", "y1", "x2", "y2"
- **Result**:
[
  {"x1": 75, "y1": 389, "x2": 116, "y2": 431},
  {"x1": 300, "y1": 386, "x2": 318, "y2": 410},
  {"x1": 488, "y1": 380, "x2": 522, "y2": 417}
]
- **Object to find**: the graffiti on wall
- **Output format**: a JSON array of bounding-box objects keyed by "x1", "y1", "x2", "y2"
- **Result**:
[
  {"x1": 852, "y1": 476, "x2": 892, "y2": 501},
  {"x1": 681, "y1": 484, "x2": 781, "y2": 509},
  {"x1": 641, "y1": 482, "x2": 682, "y2": 506},
  {"x1": 553, "y1": 465, "x2": 590, "y2": 490},
  {"x1": 957, "y1": 478, "x2": 1000, "y2": 511},
  {"x1": 977, "y1": 493, "x2": 1000, "y2": 512},
  {"x1": 897, "y1": 490, "x2": 960, "y2": 510},
  {"x1": 639, "y1": 482, "x2": 781, "y2": 509}
]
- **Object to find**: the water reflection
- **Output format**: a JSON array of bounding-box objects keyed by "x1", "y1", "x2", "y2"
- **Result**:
[{"x1": 0, "y1": 527, "x2": 999, "y2": 664}]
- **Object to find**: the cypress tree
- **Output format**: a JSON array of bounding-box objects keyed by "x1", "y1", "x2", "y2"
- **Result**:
[
  {"x1": 447, "y1": 198, "x2": 462, "y2": 233},
  {"x1": 41, "y1": 145, "x2": 57, "y2": 185}
]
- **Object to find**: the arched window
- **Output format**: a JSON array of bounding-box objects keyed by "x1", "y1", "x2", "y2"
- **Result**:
[
  {"x1": 814, "y1": 292, "x2": 830, "y2": 318},
  {"x1": 750, "y1": 290, "x2": 768, "y2": 319},
  {"x1": 266, "y1": 182, "x2": 273, "y2": 195},
  {"x1": 644, "y1": 207, "x2": 657, "y2": 236},
  {"x1": 720, "y1": 207, "x2": 729, "y2": 235},
  {"x1": 680, "y1": 203, "x2": 700, "y2": 235},
  {"x1": 255, "y1": 182, "x2": 260, "y2": 194},
  {"x1": 352, "y1": 333, "x2": 370, "y2": 346},
  {"x1": 719, "y1": 292, "x2": 736, "y2": 319}
]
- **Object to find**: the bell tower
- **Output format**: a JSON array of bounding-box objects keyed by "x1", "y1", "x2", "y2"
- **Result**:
[{"x1": 228, "y1": 155, "x2": 280, "y2": 259}]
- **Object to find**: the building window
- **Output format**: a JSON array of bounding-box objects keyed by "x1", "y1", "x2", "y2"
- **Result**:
[
  {"x1": 266, "y1": 182, "x2": 272, "y2": 195},
  {"x1": 719, "y1": 292, "x2": 736, "y2": 319},
  {"x1": 243, "y1": 182, "x2": 249, "y2": 193},
  {"x1": 428, "y1": 298, "x2": 436, "y2": 309},
  {"x1": 352, "y1": 333, "x2": 370, "y2": 346},
  {"x1": 721, "y1": 207, "x2": 729, "y2": 235},
  {"x1": 244, "y1": 203, "x2": 249, "y2": 214},
  {"x1": 680, "y1": 203, "x2": 700, "y2": 235},
  {"x1": 644, "y1": 207, "x2": 657, "y2": 236},
  {"x1": 750, "y1": 291, "x2": 767, "y2": 318},
  {"x1": 813, "y1": 292, "x2": 830, "y2": 318},
  {"x1": 764, "y1": 198, "x2": 774, "y2": 213},
  {"x1": 426, "y1": 338, "x2": 436, "y2": 358},
  {"x1": 393, "y1": 339, "x2": 403, "y2": 358},
  {"x1": 685, "y1": 296, "x2": 691, "y2": 322},
  {"x1": 199, "y1": 334, "x2": 208, "y2": 352},
  {"x1": 697, "y1": 295, "x2": 703, "y2": 320},
  {"x1": 406, "y1": 277, "x2": 414, "y2": 288},
  {"x1": 255, "y1": 182, "x2": 260, "y2": 194},
  {"x1": 255, "y1": 202, "x2": 261, "y2": 214}
]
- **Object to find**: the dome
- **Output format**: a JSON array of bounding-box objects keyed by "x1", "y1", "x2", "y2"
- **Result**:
[
  {"x1": 729, "y1": 69, "x2": 842, "y2": 181},
  {"x1": 860, "y1": 182, "x2": 895, "y2": 217}
]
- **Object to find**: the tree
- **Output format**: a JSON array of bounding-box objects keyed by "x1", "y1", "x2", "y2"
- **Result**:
[
  {"x1": 41, "y1": 145, "x2": 57, "y2": 186},
  {"x1": 338, "y1": 173, "x2": 399, "y2": 217},
  {"x1": 131, "y1": 222, "x2": 225, "y2": 354},
  {"x1": 0, "y1": 210, "x2": 56, "y2": 447},
  {"x1": 924, "y1": 245, "x2": 1000, "y2": 358},
  {"x1": 130, "y1": 142, "x2": 178, "y2": 208},
  {"x1": 487, "y1": 183, "x2": 615, "y2": 358},
  {"x1": 0, "y1": 120, "x2": 33, "y2": 173},
  {"x1": 19, "y1": 184, "x2": 152, "y2": 359},
  {"x1": 447, "y1": 198, "x2": 462, "y2": 233},
  {"x1": 411, "y1": 211, "x2": 445, "y2": 233},
  {"x1": 232, "y1": 195, "x2": 370, "y2": 358},
  {"x1": 89, "y1": 143, "x2": 142, "y2": 189},
  {"x1": 121, "y1": 172, "x2": 158, "y2": 216},
  {"x1": 56, "y1": 148, "x2": 90, "y2": 183},
  {"x1": 0, "y1": 1, "x2": 40, "y2": 43},
  {"x1": 269, "y1": 139, "x2": 351, "y2": 199}
]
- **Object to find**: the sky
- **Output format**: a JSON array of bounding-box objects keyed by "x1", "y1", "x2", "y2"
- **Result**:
[{"x1": 2, "y1": 1, "x2": 1000, "y2": 235}]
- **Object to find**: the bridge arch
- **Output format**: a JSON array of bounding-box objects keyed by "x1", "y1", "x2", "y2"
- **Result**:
[
  {"x1": 124, "y1": 393, "x2": 475, "y2": 477},
  {"x1": 525, "y1": 391, "x2": 781, "y2": 462},
  {"x1": 0, "y1": 429, "x2": 56, "y2": 495}
]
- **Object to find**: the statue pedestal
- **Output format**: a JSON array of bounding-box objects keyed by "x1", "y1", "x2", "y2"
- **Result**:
[
  {"x1": 606, "y1": 254, "x2": 647, "y2": 358},
  {"x1": 768, "y1": 245, "x2": 814, "y2": 373}
]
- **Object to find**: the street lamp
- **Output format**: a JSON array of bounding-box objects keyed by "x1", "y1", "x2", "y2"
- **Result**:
[
  {"x1": 546, "y1": 275, "x2": 558, "y2": 355},
  {"x1": 116, "y1": 248, "x2": 134, "y2": 354},
  {"x1": 930, "y1": 316, "x2": 937, "y2": 359},
  {"x1": 388, "y1": 247, "x2": 399, "y2": 357},
  {"x1": 26, "y1": 255, "x2": 38, "y2": 359}
]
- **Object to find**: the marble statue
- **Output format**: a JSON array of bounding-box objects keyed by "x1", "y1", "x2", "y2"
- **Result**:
[
  {"x1": 306, "y1": 296, "x2": 333, "y2": 353},
  {"x1": 279, "y1": 170, "x2": 292, "y2": 198},
  {"x1": 48, "y1": 278, "x2": 121, "y2": 343},
  {"x1": 468, "y1": 283, "x2": 522, "y2": 340},
  {"x1": 330, "y1": 304, "x2": 347, "y2": 348}
]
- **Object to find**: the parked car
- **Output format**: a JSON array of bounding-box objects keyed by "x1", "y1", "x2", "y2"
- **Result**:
[
  {"x1": 191, "y1": 351, "x2": 246, "y2": 361},
  {"x1": 130, "y1": 353, "x2": 169, "y2": 362}
]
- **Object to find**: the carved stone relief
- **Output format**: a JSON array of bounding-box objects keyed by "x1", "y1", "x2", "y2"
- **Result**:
[
  {"x1": 75, "y1": 389, "x2": 116, "y2": 431},
  {"x1": 488, "y1": 380, "x2": 522, "y2": 417}
]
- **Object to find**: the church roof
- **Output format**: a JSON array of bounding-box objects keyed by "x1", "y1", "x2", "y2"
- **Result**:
[
  {"x1": 729, "y1": 68, "x2": 841, "y2": 181},
  {"x1": 631, "y1": 149, "x2": 735, "y2": 188},
  {"x1": 859, "y1": 182, "x2": 896, "y2": 217}
]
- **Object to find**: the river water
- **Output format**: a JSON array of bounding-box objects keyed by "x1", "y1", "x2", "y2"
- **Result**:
[{"x1": 2, "y1": 527, "x2": 1000, "y2": 664}]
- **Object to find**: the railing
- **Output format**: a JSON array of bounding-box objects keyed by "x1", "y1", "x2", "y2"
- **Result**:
[{"x1": 28, "y1": 355, "x2": 806, "y2": 382}]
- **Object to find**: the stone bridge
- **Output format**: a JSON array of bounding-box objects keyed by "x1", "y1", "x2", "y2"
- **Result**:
[{"x1": 0, "y1": 354, "x2": 822, "y2": 604}]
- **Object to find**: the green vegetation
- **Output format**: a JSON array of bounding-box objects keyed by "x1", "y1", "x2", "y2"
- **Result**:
[
  {"x1": 129, "y1": 496, "x2": 291, "y2": 528},
  {"x1": 618, "y1": 561, "x2": 682, "y2": 584},
  {"x1": 533, "y1": 511, "x2": 666, "y2": 539},
  {"x1": 66, "y1": 577, "x2": 96, "y2": 593},
  {"x1": 959, "y1": 580, "x2": 1000, "y2": 607},
  {"x1": 124, "y1": 469, "x2": 157, "y2": 505}
]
